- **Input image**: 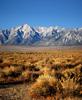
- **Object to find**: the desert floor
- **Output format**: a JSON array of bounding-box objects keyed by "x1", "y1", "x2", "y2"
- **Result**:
[{"x1": 0, "y1": 46, "x2": 82, "y2": 100}]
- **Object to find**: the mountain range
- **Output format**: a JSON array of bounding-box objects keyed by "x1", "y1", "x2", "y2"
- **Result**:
[{"x1": 0, "y1": 24, "x2": 82, "y2": 46}]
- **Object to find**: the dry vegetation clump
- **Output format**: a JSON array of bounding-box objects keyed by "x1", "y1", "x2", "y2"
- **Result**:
[
  {"x1": 76, "y1": 73, "x2": 82, "y2": 85},
  {"x1": 21, "y1": 70, "x2": 31, "y2": 82},
  {"x1": 39, "y1": 67, "x2": 51, "y2": 75},
  {"x1": 28, "y1": 74, "x2": 58, "y2": 98},
  {"x1": 51, "y1": 64, "x2": 62, "y2": 71},
  {"x1": 3, "y1": 59, "x2": 12, "y2": 65},
  {"x1": 0, "y1": 57, "x2": 3, "y2": 63},
  {"x1": 2, "y1": 67, "x2": 13, "y2": 78},
  {"x1": 61, "y1": 78, "x2": 79, "y2": 95},
  {"x1": 26, "y1": 64, "x2": 40, "y2": 71},
  {"x1": 62, "y1": 68, "x2": 76, "y2": 80},
  {"x1": 75, "y1": 64, "x2": 82, "y2": 74},
  {"x1": 1, "y1": 66, "x2": 22, "y2": 82}
]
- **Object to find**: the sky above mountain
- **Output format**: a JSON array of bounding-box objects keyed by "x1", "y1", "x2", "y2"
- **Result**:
[{"x1": 0, "y1": 0, "x2": 82, "y2": 29}]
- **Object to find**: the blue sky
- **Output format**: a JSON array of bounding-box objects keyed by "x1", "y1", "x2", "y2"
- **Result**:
[{"x1": 0, "y1": 0, "x2": 82, "y2": 29}]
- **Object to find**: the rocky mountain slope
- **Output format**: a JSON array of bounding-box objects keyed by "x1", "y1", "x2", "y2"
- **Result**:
[{"x1": 0, "y1": 24, "x2": 82, "y2": 46}]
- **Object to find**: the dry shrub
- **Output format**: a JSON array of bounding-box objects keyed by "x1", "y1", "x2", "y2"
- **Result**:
[
  {"x1": 61, "y1": 78, "x2": 79, "y2": 97},
  {"x1": 10, "y1": 65, "x2": 22, "y2": 72},
  {"x1": 51, "y1": 64, "x2": 62, "y2": 71},
  {"x1": 21, "y1": 70, "x2": 31, "y2": 81},
  {"x1": 28, "y1": 65, "x2": 39, "y2": 71},
  {"x1": 64, "y1": 96, "x2": 82, "y2": 100},
  {"x1": 28, "y1": 74, "x2": 57, "y2": 98},
  {"x1": 73, "y1": 86, "x2": 82, "y2": 97},
  {"x1": 2, "y1": 66, "x2": 22, "y2": 78},
  {"x1": 3, "y1": 59, "x2": 11, "y2": 66},
  {"x1": 61, "y1": 78, "x2": 78, "y2": 90},
  {"x1": 0, "y1": 58, "x2": 3, "y2": 63},
  {"x1": 76, "y1": 73, "x2": 82, "y2": 85},
  {"x1": 55, "y1": 72, "x2": 63, "y2": 80},
  {"x1": 75, "y1": 64, "x2": 82, "y2": 74},
  {"x1": 25, "y1": 63, "x2": 39, "y2": 71},
  {"x1": 40, "y1": 67, "x2": 51, "y2": 75},
  {"x1": 2, "y1": 67, "x2": 12, "y2": 77},
  {"x1": 35, "y1": 59, "x2": 47, "y2": 69},
  {"x1": 62, "y1": 68, "x2": 75, "y2": 80}
]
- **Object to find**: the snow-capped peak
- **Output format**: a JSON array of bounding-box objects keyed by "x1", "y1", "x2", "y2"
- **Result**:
[
  {"x1": 20, "y1": 24, "x2": 32, "y2": 39},
  {"x1": 0, "y1": 24, "x2": 82, "y2": 46},
  {"x1": 22, "y1": 24, "x2": 32, "y2": 32}
]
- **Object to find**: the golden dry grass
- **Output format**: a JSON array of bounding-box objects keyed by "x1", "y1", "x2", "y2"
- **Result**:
[{"x1": 0, "y1": 49, "x2": 82, "y2": 99}]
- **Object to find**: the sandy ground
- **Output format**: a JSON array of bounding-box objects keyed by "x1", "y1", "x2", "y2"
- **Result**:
[
  {"x1": 0, "y1": 83, "x2": 31, "y2": 100},
  {"x1": 0, "y1": 45, "x2": 82, "y2": 52}
]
